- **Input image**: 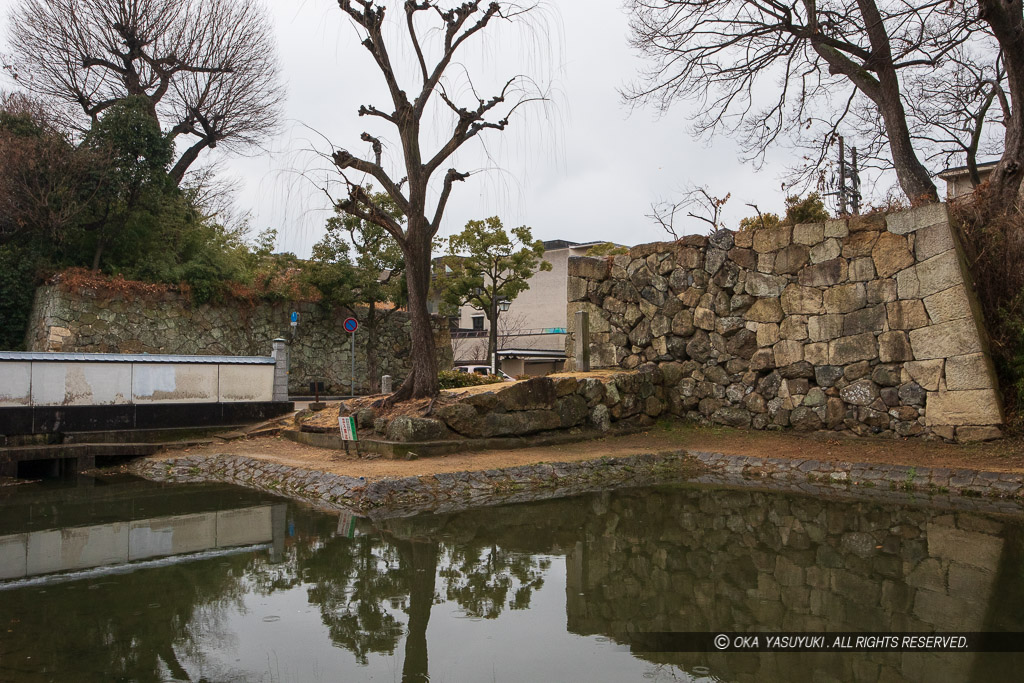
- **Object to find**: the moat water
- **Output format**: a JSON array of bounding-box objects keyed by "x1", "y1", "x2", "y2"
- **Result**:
[{"x1": 2, "y1": 474, "x2": 1024, "y2": 682}]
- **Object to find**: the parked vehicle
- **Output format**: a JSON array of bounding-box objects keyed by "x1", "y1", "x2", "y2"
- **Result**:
[{"x1": 455, "y1": 365, "x2": 515, "y2": 381}]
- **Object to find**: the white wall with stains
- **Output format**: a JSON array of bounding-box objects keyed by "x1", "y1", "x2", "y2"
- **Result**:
[{"x1": 0, "y1": 359, "x2": 274, "y2": 406}]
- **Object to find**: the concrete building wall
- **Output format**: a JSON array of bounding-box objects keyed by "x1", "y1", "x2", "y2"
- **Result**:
[{"x1": 455, "y1": 243, "x2": 601, "y2": 372}]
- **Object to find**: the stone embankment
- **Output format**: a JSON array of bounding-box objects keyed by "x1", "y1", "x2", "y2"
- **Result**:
[
  {"x1": 130, "y1": 450, "x2": 1024, "y2": 520},
  {"x1": 566, "y1": 204, "x2": 1003, "y2": 442},
  {"x1": 25, "y1": 281, "x2": 453, "y2": 395}
]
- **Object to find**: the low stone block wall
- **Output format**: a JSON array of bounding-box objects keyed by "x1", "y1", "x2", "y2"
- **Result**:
[
  {"x1": 565, "y1": 205, "x2": 1003, "y2": 441},
  {"x1": 24, "y1": 284, "x2": 453, "y2": 395}
]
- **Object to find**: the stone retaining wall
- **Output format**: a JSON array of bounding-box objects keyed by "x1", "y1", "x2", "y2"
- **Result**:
[
  {"x1": 566, "y1": 204, "x2": 1003, "y2": 441},
  {"x1": 24, "y1": 284, "x2": 453, "y2": 395},
  {"x1": 130, "y1": 449, "x2": 1024, "y2": 522}
]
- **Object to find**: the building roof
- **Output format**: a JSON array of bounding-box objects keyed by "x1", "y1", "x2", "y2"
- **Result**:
[
  {"x1": 0, "y1": 351, "x2": 274, "y2": 364},
  {"x1": 541, "y1": 239, "x2": 608, "y2": 251},
  {"x1": 937, "y1": 160, "x2": 999, "y2": 179}
]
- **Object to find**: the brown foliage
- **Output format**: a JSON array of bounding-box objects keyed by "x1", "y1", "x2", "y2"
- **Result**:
[{"x1": 950, "y1": 190, "x2": 1024, "y2": 428}]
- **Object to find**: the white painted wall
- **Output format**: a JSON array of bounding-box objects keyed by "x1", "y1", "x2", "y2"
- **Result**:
[
  {"x1": 0, "y1": 362, "x2": 31, "y2": 406},
  {"x1": 132, "y1": 364, "x2": 219, "y2": 403},
  {"x1": 0, "y1": 358, "x2": 275, "y2": 407},
  {"x1": 31, "y1": 362, "x2": 132, "y2": 406},
  {"x1": 219, "y1": 365, "x2": 275, "y2": 402}
]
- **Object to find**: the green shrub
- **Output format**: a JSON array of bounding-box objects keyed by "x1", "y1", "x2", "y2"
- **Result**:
[{"x1": 438, "y1": 370, "x2": 505, "y2": 389}]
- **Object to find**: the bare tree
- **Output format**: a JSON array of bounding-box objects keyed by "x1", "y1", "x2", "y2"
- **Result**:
[
  {"x1": 331, "y1": 1, "x2": 548, "y2": 402},
  {"x1": 4, "y1": 0, "x2": 283, "y2": 183},
  {"x1": 624, "y1": 0, "x2": 973, "y2": 203},
  {"x1": 646, "y1": 185, "x2": 730, "y2": 238},
  {"x1": 976, "y1": 0, "x2": 1024, "y2": 207},
  {"x1": 907, "y1": 47, "x2": 1006, "y2": 189}
]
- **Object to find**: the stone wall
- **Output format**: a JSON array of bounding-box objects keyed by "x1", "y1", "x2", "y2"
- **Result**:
[
  {"x1": 24, "y1": 285, "x2": 453, "y2": 395},
  {"x1": 566, "y1": 204, "x2": 1003, "y2": 441}
]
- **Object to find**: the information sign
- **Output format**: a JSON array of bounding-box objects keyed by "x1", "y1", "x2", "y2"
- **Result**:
[{"x1": 339, "y1": 415, "x2": 358, "y2": 442}]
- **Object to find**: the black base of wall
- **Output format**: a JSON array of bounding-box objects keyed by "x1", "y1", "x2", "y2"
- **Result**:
[{"x1": 0, "y1": 402, "x2": 294, "y2": 437}]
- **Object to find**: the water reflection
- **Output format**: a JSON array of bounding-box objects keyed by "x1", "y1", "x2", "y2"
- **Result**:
[{"x1": 1, "y1": 476, "x2": 1023, "y2": 681}]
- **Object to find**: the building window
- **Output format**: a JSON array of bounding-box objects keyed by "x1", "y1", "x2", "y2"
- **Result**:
[{"x1": 471, "y1": 315, "x2": 484, "y2": 331}]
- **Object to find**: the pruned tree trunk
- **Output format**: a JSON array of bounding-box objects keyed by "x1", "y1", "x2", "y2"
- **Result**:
[{"x1": 389, "y1": 233, "x2": 439, "y2": 402}]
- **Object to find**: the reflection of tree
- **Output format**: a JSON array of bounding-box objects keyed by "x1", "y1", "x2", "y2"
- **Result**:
[
  {"x1": 440, "y1": 542, "x2": 549, "y2": 619},
  {"x1": 302, "y1": 536, "x2": 409, "y2": 664}
]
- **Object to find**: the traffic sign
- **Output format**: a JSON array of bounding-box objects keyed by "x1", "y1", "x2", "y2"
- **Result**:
[
  {"x1": 343, "y1": 317, "x2": 359, "y2": 333},
  {"x1": 290, "y1": 311, "x2": 299, "y2": 323}
]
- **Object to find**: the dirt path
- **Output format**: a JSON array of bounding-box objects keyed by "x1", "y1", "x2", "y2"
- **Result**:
[{"x1": 153, "y1": 423, "x2": 1024, "y2": 481}]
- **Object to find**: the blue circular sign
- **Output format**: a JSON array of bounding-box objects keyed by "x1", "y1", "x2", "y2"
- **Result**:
[{"x1": 343, "y1": 317, "x2": 359, "y2": 333}]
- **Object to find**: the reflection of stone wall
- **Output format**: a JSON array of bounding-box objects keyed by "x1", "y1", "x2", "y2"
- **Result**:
[
  {"x1": 565, "y1": 488, "x2": 1008, "y2": 682},
  {"x1": 566, "y1": 205, "x2": 1003, "y2": 441},
  {"x1": 24, "y1": 285, "x2": 453, "y2": 395}
]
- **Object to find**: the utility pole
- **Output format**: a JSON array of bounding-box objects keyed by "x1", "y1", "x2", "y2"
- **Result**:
[{"x1": 826, "y1": 135, "x2": 862, "y2": 216}]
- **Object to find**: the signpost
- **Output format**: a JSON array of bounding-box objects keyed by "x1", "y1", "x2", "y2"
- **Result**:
[
  {"x1": 344, "y1": 317, "x2": 359, "y2": 397},
  {"x1": 339, "y1": 414, "x2": 359, "y2": 456}
]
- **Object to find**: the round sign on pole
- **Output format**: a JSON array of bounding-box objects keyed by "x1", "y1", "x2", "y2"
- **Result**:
[{"x1": 343, "y1": 317, "x2": 359, "y2": 333}]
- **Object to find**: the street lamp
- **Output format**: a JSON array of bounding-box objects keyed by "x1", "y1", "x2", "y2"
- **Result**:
[{"x1": 491, "y1": 299, "x2": 512, "y2": 375}]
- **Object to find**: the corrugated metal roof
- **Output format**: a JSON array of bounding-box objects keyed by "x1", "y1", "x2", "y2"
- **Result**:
[{"x1": 0, "y1": 351, "x2": 275, "y2": 365}]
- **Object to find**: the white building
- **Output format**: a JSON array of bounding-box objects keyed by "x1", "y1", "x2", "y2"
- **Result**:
[{"x1": 450, "y1": 239, "x2": 609, "y2": 377}]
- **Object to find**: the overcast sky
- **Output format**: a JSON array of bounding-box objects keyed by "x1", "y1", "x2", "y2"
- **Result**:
[{"x1": 0, "y1": 0, "x2": 869, "y2": 257}]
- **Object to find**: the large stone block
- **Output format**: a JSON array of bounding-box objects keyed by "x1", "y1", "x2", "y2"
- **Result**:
[
  {"x1": 828, "y1": 332, "x2": 878, "y2": 365},
  {"x1": 728, "y1": 246, "x2": 758, "y2": 269},
  {"x1": 780, "y1": 316, "x2": 809, "y2": 340},
  {"x1": 909, "y1": 319, "x2": 982, "y2": 360},
  {"x1": 753, "y1": 224, "x2": 793, "y2": 252},
  {"x1": 774, "y1": 339, "x2": 804, "y2": 367},
  {"x1": 798, "y1": 258, "x2": 847, "y2": 287},
  {"x1": 843, "y1": 305, "x2": 886, "y2": 335},
  {"x1": 923, "y1": 285, "x2": 971, "y2": 324},
  {"x1": 925, "y1": 389, "x2": 1002, "y2": 426},
  {"x1": 945, "y1": 353, "x2": 995, "y2": 391},
  {"x1": 745, "y1": 272, "x2": 787, "y2": 297},
  {"x1": 567, "y1": 276, "x2": 588, "y2": 302},
  {"x1": 867, "y1": 278, "x2": 898, "y2": 304},
  {"x1": 781, "y1": 284, "x2": 824, "y2": 315},
  {"x1": 878, "y1": 331, "x2": 913, "y2": 362},
  {"x1": 841, "y1": 231, "x2": 879, "y2": 259},
  {"x1": 774, "y1": 244, "x2": 810, "y2": 274},
  {"x1": 808, "y1": 314, "x2": 844, "y2": 342},
  {"x1": 886, "y1": 203, "x2": 949, "y2": 235},
  {"x1": 809, "y1": 238, "x2": 841, "y2": 264},
  {"x1": 745, "y1": 298, "x2": 785, "y2": 323},
  {"x1": 916, "y1": 250, "x2": 963, "y2": 298},
  {"x1": 804, "y1": 341, "x2": 829, "y2": 365},
  {"x1": 694, "y1": 306, "x2": 716, "y2": 331},
  {"x1": 756, "y1": 323, "x2": 780, "y2": 347},
  {"x1": 824, "y1": 218, "x2": 849, "y2": 238},
  {"x1": 886, "y1": 300, "x2": 929, "y2": 330},
  {"x1": 840, "y1": 379, "x2": 880, "y2": 406},
  {"x1": 872, "y1": 232, "x2": 915, "y2": 278},
  {"x1": 896, "y1": 266, "x2": 920, "y2": 299},
  {"x1": 905, "y1": 359, "x2": 944, "y2": 391},
  {"x1": 824, "y1": 283, "x2": 867, "y2": 314},
  {"x1": 915, "y1": 221, "x2": 956, "y2": 261},
  {"x1": 568, "y1": 256, "x2": 611, "y2": 280},
  {"x1": 793, "y1": 222, "x2": 825, "y2": 245},
  {"x1": 848, "y1": 257, "x2": 876, "y2": 281}
]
